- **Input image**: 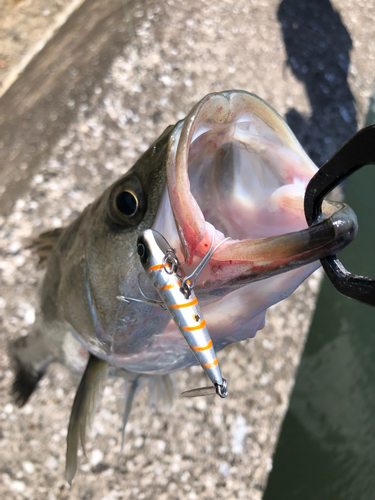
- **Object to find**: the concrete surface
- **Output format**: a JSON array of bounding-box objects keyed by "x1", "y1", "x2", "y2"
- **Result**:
[
  {"x1": 0, "y1": 0, "x2": 85, "y2": 97},
  {"x1": 0, "y1": 0, "x2": 374, "y2": 499}
]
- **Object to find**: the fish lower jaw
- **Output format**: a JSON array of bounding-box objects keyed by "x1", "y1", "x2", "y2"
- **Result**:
[{"x1": 176, "y1": 194, "x2": 350, "y2": 292}]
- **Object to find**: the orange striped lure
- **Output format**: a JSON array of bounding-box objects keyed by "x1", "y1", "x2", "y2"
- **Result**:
[{"x1": 135, "y1": 229, "x2": 228, "y2": 399}]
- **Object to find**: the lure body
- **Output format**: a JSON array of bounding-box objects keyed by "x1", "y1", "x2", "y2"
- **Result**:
[{"x1": 137, "y1": 229, "x2": 227, "y2": 396}]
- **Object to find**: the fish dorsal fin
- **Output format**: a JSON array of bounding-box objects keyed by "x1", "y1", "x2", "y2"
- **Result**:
[
  {"x1": 27, "y1": 227, "x2": 65, "y2": 268},
  {"x1": 65, "y1": 354, "x2": 108, "y2": 485}
]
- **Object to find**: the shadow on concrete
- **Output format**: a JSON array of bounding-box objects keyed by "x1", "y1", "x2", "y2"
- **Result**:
[{"x1": 278, "y1": 0, "x2": 357, "y2": 165}]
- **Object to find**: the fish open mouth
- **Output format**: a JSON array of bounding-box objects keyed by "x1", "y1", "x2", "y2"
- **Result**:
[{"x1": 153, "y1": 91, "x2": 355, "y2": 293}]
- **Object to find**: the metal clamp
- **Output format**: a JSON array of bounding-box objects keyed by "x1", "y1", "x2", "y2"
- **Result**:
[{"x1": 304, "y1": 124, "x2": 375, "y2": 306}]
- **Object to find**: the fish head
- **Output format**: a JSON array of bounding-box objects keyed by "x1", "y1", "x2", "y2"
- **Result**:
[
  {"x1": 58, "y1": 91, "x2": 354, "y2": 366},
  {"x1": 57, "y1": 125, "x2": 174, "y2": 355}
]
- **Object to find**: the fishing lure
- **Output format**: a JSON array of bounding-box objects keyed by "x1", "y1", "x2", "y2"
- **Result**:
[{"x1": 120, "y1": 229, "x2": 229, "y2": 398}]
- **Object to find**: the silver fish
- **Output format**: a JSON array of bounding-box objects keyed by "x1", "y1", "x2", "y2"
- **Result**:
[{"x1": 9, "y1": 90, "x2": 357, "y2": 483}]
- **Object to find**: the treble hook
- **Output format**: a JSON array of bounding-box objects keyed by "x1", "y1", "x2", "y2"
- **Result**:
[{"x1": 117, "y1": 273, "x2": 167, "y2": 310}]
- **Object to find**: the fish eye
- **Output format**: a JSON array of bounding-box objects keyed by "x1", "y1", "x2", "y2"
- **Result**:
[
  {"x1": 137, "y1": 243, "x2": 145, "y2": 257},
  {"x1": 108, "y1": 174, "x2": 145, "y2": 227},
  {"x1": 116, "y1": 190, "x2": 138, "y2": 217}
]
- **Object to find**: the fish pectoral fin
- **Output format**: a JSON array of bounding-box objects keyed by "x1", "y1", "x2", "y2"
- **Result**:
[
  {"x1": 26, "y1": 227, "x2": 66, "y2": 268},
  {"x1": 65, "y1": 354, "x2": 108, "y2": 486}
]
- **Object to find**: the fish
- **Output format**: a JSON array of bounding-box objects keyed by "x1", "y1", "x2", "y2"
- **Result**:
[{"x1": 8, "y1": 90, "x2": 357, "y2": 484}]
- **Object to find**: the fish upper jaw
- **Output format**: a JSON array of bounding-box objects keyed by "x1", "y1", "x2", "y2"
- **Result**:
[{"x1": 153, "y1": 91, "x2": 339, "y2": 291}]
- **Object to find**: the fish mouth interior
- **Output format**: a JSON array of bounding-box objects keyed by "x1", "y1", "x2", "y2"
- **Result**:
[
  {"x1": 188, "y1": 118, "x2": 309, "y2": 241},
  {"x1": 153, "y1": 91, "x2": 318, "y2": 272}
]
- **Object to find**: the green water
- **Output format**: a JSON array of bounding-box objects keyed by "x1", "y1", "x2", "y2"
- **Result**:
[{"x1": 263, "y1": 89, "x2": 375, "y2": 500}]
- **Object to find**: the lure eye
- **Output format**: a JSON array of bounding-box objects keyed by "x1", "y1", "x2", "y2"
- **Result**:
[
  {"x1": 137, "y1": 243, "x2": 145, "y2": 258},
  {"x1": 116, "y1": 191, "x2": 138, "y2": 217}
]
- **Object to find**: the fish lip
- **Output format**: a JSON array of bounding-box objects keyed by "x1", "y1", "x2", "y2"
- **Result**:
[{"x1": 165, "y1": 90, "x2": 318, "y2": 266}]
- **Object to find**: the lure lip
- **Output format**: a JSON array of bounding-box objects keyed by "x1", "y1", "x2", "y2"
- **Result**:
[{"x1": 180, "y1": 380, "x2": 228, "y2": 399}]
